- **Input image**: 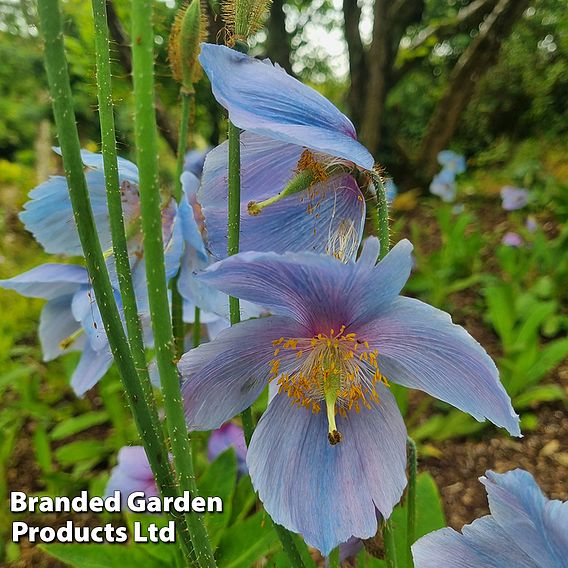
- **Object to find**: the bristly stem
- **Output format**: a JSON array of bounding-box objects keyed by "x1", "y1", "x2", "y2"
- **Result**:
[
  {"x1": 90, "y1": 0, "x2": 160, "y2": 436},
  {"x1": 192, "y1": 306, "x2": 201, "y2": 348},
  {"x1": 37, "y1": 0, "x2": 195, "y2": 560},
  {"x1": 383, "y1": 519, "x2": 398, "y2": 568},
  {"x1": 406, "y1": 436, "x2": 418, "y2": 568},
  {"x1": 172, "y1": 92, "x2": 193, "y2": 356},
  {"x1": 130, "y1": 1, "x2": 215, "y2": 566},
  {"x1": 369, "y1": 171, "x2": 390, "y2": 259}
]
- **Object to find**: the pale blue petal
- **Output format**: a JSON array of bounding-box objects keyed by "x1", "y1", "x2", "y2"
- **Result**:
[
  {"x1": 180, "y1": 316, "x2": 307, "y2": 430},
  {"x1": 196, "y1": 239, "x2": 411, "y2": 331},
  {"x1": 0, "y1": 264, "x2": 89, "y2": 299},
  {"x1": 412, "y1": 520, "x2": 537, "y2": 568},
  {"x1": 482, "y1": 469, "x2": 564, "y2": 565},
  {"x1": 247, "y1": 383, "x2": 407, "y2": 556},
  {"x1": 71, "y1": 343, "x2": 113, "y2": 396},
  {"x1": 39, "y1": 295, "x2": 85, "y2": 361},
  {"x1": 196, "y1": 249, "x2": 354, "y2": 330},
  {"x1": 359, "y1": 296, "x2": 520, "y2": 435},
  {"x1": 203, "y1": 172, "x2": 365, "y2": 260},
  {"x1": 184, "y1": 149, "x2": 209, "y2": 177},
  {"x1": 71, "y1": 287, "x2": 109, "y2": 352},
  {"x1": 199, "y1": 44, "x2": 374, "y2": 170},
  {"x1": 180, "y1": 171, "x2": 208, "y2": 261}
]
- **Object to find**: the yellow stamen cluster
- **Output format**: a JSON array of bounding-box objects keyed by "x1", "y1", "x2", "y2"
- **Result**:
[{"x1": 269, "y1": 327, "x2": 389, "y2": 444}]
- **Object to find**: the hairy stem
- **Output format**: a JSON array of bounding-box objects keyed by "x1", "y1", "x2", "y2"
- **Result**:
[
  {"x1": 130, "y1": 1, "x2": 215, "y2": 565},
  {"x1": 91, "y1": 0, "x2": 161, "y2": 436},
  {"x1": 406, "y1": 436, "x2": 418, "y2": 568},
  {"x1": 383, "y1": 518, "x2": 398, "y2": 568},
  {"x1": 37, "y1": 0, "x2": 194, "y2": 560},
  {"x1": 369, "y1": 171, "x2": 390, "y2": 259}
]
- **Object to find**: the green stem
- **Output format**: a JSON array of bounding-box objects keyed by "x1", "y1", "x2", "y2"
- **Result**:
[
  {"x1": 172, "y1": 92, "x2": 193, "y2": 356},
  {"x1": 383, "y1": 519, "x2": 398, "y2": 568},
  {"x1": 224, "y1": 39, "x2": 304, "y2": 566},
  {"x1": 273, "y1": 523, "x2": 306, "y2": 568},
  {"x1": 37, "y1": 0, "x2": 193, "y2": 559},
  {"x1": 91, "y1": 0, "x2": 160, "y2": 436},
  {"x1": 369, "y1": 171, "x2": 390, "y2": 260},
  {"x1": 227, "y1": 119, "x2": 253, "y2": 442},
  {"x1": 130, "y1": 2, "x2": 215, "y2": 566},
  {"x1": 193, "y1": 306, "x2": 201, "y2": 348},
  {"x1": 406, "y1": 436, "x2": 418, "y2": 568},
  {"x1": 327, "y1": 546, "x2": 340, "y2": 568}
]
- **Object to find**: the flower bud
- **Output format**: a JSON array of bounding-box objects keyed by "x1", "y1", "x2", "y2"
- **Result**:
[
  {"x1": 222, "y1": 0, "x2": 271, "y2": 49},
  {"x1": 169, "y1": 0, "x2": 208, "y2": 94}
]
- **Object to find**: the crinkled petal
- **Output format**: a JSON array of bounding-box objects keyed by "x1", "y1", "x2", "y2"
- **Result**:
[
  {"x1": 180, "y1": 316, "x2": 307, "y2": 430},
  {"x1": 71, "y1": 343, "x2": 113, "y2": 396},
  {"x1": 71, "y1": 287, "x2": 108, "y2": 352},
  {"x1": 482, "y1": 469, "x2": 564, "y2": 565},
  {"x1": 196, "y1": 239, "x2": 412, "y2": 331},
  {"x1": 360, "y1": 296, "x2": 520, "y2": 435},
  {"x1": 21, "y1": 150, "x2": 139, "y2": 256},
  {"x1": 39, "y1": 295, "x2": 85, "y2": 361},
  {"x1": 0, "y1": 264, "x2": 89, "y2": 300},
  {"x1": 247, "y1": 385, "x2": 407, "y2": 555},
  {"x1": 180, "y1": 171, "x2": 208, "y2": 261},
  {"x1": 412, "y1": 517, "x2": 538, "y2": 568},
  {"x1": 199, "y1": 44, "x2": 374, "y2": 170}
]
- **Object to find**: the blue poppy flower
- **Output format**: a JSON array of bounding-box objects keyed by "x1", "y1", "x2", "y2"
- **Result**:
[
  {"x1": 179, "y1": 237, "x2": 520, "y2": 554},
  {"x1": 20, "y1": 149, "x2": 141, "y2": 256},
  {"x1": 197, "y1": 43, "x2": 376, "y2": 262},
  {"x1": 412, "y1": 469, "x2": 568, "y2": 567},
  {"x1": 501, "y1": 186, "x2": 529, "y2": 211},
  {"x1": 177, "y1": 166, "x2": 263, "y2": 327},
  {"x1": 208, "y1": 422, "x2": 248, "y2": 476},
  {"x1": 429, "y1": 168, "x2": 457, "y2": 203},
  {"x1": 437, "y1": 150, "x2": 466, "y2": 175},
  {"x1": 2, "y1": 150, "x2": 184, "y2": 393}
]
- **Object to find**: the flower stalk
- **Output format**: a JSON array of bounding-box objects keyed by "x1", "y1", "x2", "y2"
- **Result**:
[
  {"x1": 369, "y1": 170, "x2": 390, "y2": 259},
  {"x1": 130, "y1": 1, "x2": 215, "y2": 565},
  {"x1": 90, "y1": 0, "x2": 160, "y2": 435},
  {"x1": 36, "y1": 0, "x2": 195, "y2": 560},
  {"x1": 406, "y1": 436, "x2": 418, "y2": 568},
  {"x1": 383, "y1": 519, "x2": 399, "y2": 568}
]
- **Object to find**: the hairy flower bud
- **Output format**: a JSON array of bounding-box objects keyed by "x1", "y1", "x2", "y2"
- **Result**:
[
  {"x1": 221, "y1": 0, "x2": 271, "y2": 48},
  {"x1": 169, "y1": 0, "x2": 208, "y2": 94}
]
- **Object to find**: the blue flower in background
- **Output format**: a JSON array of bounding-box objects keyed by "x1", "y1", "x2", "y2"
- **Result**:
[
  {"x1": 207, "y1": 422, "x2": 248, "y2": 476},
  {"x1": 105, "y1": 446, "x2": 161, "y2": 509},
  {"x1": 385, "y1": 178, "x2": 398, "y2": 203},
  {"x1": 501, "y1": 185, "x2": 529, "y2": 211},
  {"x1": 20, "y1": 149, "x2": 141, "y2": 256},
  {"x1": 1, "y1": 151, "x2": 184, "y2": 394},
  {"x1": 177, "y1": 162, "x2": 263, "y2": 328},
  {"x1": 502, "y1": 231, "x2": 524, "y2": 247},
  {"x1": 437, "y1": 150, "x2": 466, "y2": 175},
  {"x1": 0, "y1": 264, "x2": 116, "y2": 394},
  {"x1": 179, "y1": 237, "x2": 519, "y2": 554},
  {"x1": 412, "y1": 469, "x2": 568, "y2": 568},
  {"x1": 197, "y1": 43, "x2": 375, "y2": 262},
  {"x1": 429, "y1": 168, "x2": 457, "y2": 203},
  {"x1": 184, "y1": 148, "x2": 210, "y2": 178}
]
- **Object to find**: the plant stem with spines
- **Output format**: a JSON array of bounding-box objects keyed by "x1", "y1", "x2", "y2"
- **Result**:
[
  {"x1": 130, "y1": 1, "x2": 215, "y2": 565},
  {"x1": 91, "y1": 0, "x2": 161, "y2": 438},
  {"x1": 172, "y1": 92, "x2": 193, "y2": 356},
  {"x1": 37, "y1": 0, "x2": 195, "y2": 561},
  {"x1": 406, "y1": 436, "x2": 418, "y2": 568},
  {"x1": 369, "y1": 170, "x2": 390, "y2": 259},
  {"x1": 383, "y1": 518, "x2": 399, "y2": 568}
]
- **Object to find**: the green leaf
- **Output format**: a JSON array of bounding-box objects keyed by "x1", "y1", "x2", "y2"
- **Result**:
[
  {"x1": 41, "y1": 543, "x2": 170, "y2": 568},
  {"x1": 54, "y1": 440, "x2": 108, "y2": 467},
  {"x1": 230, "y1": 474, "x2": 256, "y2": 524},
  {"x1": 198, "y1": 448, "x2": 237, "y2": 545},
  {"x1": 528, "y1": 338, "x2": 568, "y2": 383},
  {"x1": 484, "y1": 285, "x2": 516, "y2": 348},
  {"x1": 215, "y1": 511, "x2": 278, "y2": 568},
  {"x1": 50, "y1": 411, "x2": 109, "y2": 441},
  {"x1": 514, "y1": 384, "x2": 567, "y2": 409}
]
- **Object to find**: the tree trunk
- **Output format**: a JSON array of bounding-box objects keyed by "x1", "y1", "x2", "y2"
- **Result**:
[
  {"x1": 266, "y1": 0, "x2": 293, "y2": 74},
  {"x1": 417, "y1": 0, "x2": 530, "y2": 178}
]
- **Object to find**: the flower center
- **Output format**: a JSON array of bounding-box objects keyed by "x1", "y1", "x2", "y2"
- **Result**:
[{"x1": 270, "y1": 326, "x2": 389, "y2": 445}]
